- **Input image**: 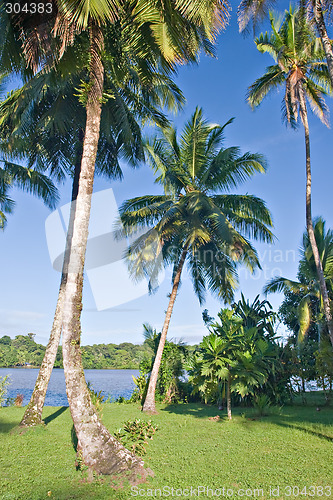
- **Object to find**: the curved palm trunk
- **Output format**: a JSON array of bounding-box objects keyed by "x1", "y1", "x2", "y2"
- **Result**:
[
  {"x1": 313, "y1": 0, "x2": 333, "y2": 88},
  {"x1": 300, "y1": 90, "x2": 333, "y2": 348},
  {"x1": 20, "y1": 134, "x2": 83, "y2": 427},
  {"x1": 61, "y1": 25, "x2": 149, "y2": 479},
  {"x1": 227, "y1": 372, "x2": 232, "y2": 420},
  {"x1": 142, "y1": 245, "x2": 188, "y2": 413}
]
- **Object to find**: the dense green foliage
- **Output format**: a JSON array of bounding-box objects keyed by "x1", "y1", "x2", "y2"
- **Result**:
[
  {"x1": 0, "y1": 399, "x2": 332, "y2": 498},
  {"x1": 131, "y1": 324, "x2": 193, "y2": 404},
  {"x1": 0, "y1": 334, "x2": 153, "y2": 369},
  {"x1": 189, "y1": 302, "x2": 285, "y2": 416},
  {"x1": 266, "y1": 218, "x2": 333, "y2": 399}
]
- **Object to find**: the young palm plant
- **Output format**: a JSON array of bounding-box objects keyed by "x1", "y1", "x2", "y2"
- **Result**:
[
  {"x1": 247, "y1": 7, "x2": 333, "y2": 348},
  {"x1": 120, "y1": 107, "x2": 274, "y2": 413}
]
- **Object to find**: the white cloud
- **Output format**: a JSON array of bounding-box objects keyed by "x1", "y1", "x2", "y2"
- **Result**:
[
  {"x1": 81, "y1": 322, "x2": 206, "y2": 346},
  {"x1": 0, "y1": 309, "x2": 46, "y2": 337}
]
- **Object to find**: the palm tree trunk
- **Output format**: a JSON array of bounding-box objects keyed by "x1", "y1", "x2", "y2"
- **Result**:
[
  {"x1": 227, "y1": 372, "x2": 232, "y2": 420},
  {"x1": 300, "y1": 90, "x2": 333, "y2": 348},
  {"x1": 313, "y1": 0, "x2": 333, "y2": 88},
  {"x1": 20, "y1": 131, "x2": 83, "y2": 427},
  {"x1": 142, "y1": 245, "x2": 188, "y2": 413},
  {"x1": 60, "y1": 24, "x2": 149, "y2": 479}
]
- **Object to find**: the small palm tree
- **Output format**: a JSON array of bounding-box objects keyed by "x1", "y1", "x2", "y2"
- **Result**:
[
  {"x1": 264, "y1": 217, "x2": 333, "y2": 342},
  {"x1": 120, "y1": 107, "x2": 274, "y2": 413},
  {"x1": 247, "y1": 7, "x2": 333, "y2": 348}
]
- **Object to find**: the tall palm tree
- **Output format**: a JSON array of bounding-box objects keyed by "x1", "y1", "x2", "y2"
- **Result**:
[
  {"x1": 120, "y1": 107, "x2": 274, "y2": 413},
  {"x1": 5, "y1": 0, "x2": 231, "y2": 476},
  {"x1": 0, "y1": 19, "x2": 184, "y2": 427},
  {"x1": 237, "y1": 0, "x2": 333, "y2": 88},
  {"x1": 247, "y1": 8, "x2": 333, "y2": 348},
  {"x1": 264, "y1": 217, "x2": 333, "y2": 342}
]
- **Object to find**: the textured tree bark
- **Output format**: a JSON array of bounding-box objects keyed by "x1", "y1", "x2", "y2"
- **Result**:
[
  {"x1": 227, "y1": 373, "x2": 232, "y2": 420},
  {"x1": 61, "y1": 24, "x2": 150, "y2": 479},
  {"x1": 300, "y1": 89, "x2": 333, "y2": 348},
  {"x1": 313, "y1": 0, "x2": 333, "y2": 88},
  {"x1": 20, "y1": 132, "x2": 83, "y2": 427},
  {"x1": 142, "y1": 245, "x2": 188, "y2": 413}
]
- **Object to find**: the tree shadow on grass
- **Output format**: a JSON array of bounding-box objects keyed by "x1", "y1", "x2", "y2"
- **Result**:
[
  {"x1": 269, "y1": 412, "x2": 333, "y2": 443},
  {"x1": 0, "y1": 420, "x2": 18, "y2": 433},
  {"x1": 44, "y1": 406, "x2": 68, "y2": 425},
  {"x1": 161, "y1": 403, "x2": 227, "y2": 419},
  {"x1": 161, "y1": 403, "x2": 333, "y2": 430}
]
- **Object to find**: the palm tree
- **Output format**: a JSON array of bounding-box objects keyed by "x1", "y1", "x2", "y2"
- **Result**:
[
  {"x1": 0, "y1": 160, "x2": 58, "y2": 227},
  {"x1": 190, "y1": 332, "x2": 233, "y2": 412},
  {"x1": 0, "y1": 18, "x2": 185, "y2": 427},
  {"x1": 247, "y1": 8, "x2": 333, "y2": 348},
  {"x1": 264, "y1": 217, "x2": 333, "y2": 342},
  {"x1": 5, "y1": 0, "x2": 231, "y2": 476},
  {"x1": 190, "y1": 308, "x2": 274, "y2": 419},
  {"x1": 120, "y1": 107, "x2": 274, "y2": 413},
  {"x1": 233, "y1": 293, "x2": 277, "y2": 337},
  {"x1": 237, "y1": 0, "x2": 333, "y2": 88}
]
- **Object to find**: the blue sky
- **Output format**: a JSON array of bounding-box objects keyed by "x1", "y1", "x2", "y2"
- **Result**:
[{"x1": 1, "y1": 7, "x2": 333, "y2": 346}]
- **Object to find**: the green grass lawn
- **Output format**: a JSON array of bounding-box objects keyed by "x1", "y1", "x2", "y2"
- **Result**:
[{"x1": 0, "y1": 397, "x2": 332, "y2": 499}]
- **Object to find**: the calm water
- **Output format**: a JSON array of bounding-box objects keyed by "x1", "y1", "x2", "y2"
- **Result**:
[{"x1": 0, "y1": 368, "x2": 139, "y2": 406}]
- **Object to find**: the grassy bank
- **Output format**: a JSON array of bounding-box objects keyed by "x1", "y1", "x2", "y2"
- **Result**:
[{"x1": 0, "y1": 399, "x2": 332, "y2": 499}]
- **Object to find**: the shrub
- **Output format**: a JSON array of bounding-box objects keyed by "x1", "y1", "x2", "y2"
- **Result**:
[
  {"x1": 86, "y1": 382, "x2": 105, "y2": 417},
  {"x1": 253, "y1": 394, "x2": 271, "y2": 416},
  {"x1": 114, "y1": 419, "x2": 158, "y2": 456},
  {"x1": 14, "y1": 394, "x2": 24, "y2": 407},
  {"x1": 0, "y1": 375, "x2": 10, "y2": 406}
]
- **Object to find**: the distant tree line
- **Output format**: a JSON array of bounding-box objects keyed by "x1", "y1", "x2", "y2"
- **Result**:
[{"x1": 0, "y1": 334, "x2": 158, "y2": 370}]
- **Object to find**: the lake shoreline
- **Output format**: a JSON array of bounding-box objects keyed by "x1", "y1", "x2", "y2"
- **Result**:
[
  {"x1": 0, "y1": 366, "x2": 139, "y2": 370},
  {"x1": 0, "y1": 367, "x2": 139, "y2": 406}
]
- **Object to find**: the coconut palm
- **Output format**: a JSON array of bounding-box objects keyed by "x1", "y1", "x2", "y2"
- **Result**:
[
  {"x1": 247, "y1": 8, "x2": 333, "y2": 348},
  {"x1": 5, "y1": 0, "x2": 232, "y2": 476},
  {"x1": 120, "y1": 107, "x2": 274, "y2": 413},
  {"x1": 0, "y1": 160, "x2": 58, "y2": 227},
  {"x1": 0, "y1": 21, "x2": 185, "y2": 427},
  {"x1": 237, "y1": 0, "x2": 333, "y2": 88},
  {"x1": 264, "y1": 217, "x2": 333, "y2": 342},
  {"x1": 54, "y1": 2, "x2": 231, "y2": 477}
]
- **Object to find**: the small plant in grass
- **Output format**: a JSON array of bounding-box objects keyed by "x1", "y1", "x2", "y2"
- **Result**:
[
  {"x1": 14, "y1": 394, "x2": 24, "y2": 407},
  {"x1": 130, "y1": 373, "x2": 148, "y2": 403},
  {"x1": 0, "y1": 375, "x2": 10, "y2": 407},
  {"x1": 114, "y1": 419, "x2": 158, "y2": 456},
  {"x1": 253, "y1": 394, "x2": 271, "y2": 416}
]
